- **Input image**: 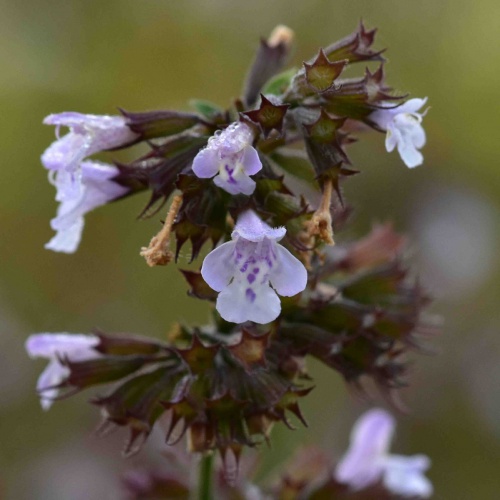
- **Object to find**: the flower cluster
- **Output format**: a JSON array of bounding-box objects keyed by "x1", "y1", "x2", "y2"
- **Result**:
[
  {"x1": 29, "y1": 22, "x2": 435, "y2": 497},
  {"x1": 120, "y1": 408, "x2": 432, "y2": 499}
]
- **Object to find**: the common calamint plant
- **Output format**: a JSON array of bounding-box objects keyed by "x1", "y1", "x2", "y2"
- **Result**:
[{"x1": 28, "y1": 23, "x2": 435, "y2": 498}]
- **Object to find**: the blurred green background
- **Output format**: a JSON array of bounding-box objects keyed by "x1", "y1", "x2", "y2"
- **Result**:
[{"x1": 1, "y1": 0, "x2": 500, "y2": 498}]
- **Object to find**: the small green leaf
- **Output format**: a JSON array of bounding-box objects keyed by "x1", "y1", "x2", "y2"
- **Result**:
[
  {"x1": 262, "y1": 68, "x2": 297, "y2": 96},
  {"x1": 270, "y1": 149, "x2": 317, "y2": 186},
  {"x1": 189, "y1": 99, "x2": 223, "y2": 120}
]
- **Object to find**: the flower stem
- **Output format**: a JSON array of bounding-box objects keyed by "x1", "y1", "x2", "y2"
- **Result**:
[
  {"x1": 198, "y1": 453, "x2": 214, "y2": 500},
  {"x1": 140, "y1": 193, "x2": 182, "y2": 266}
]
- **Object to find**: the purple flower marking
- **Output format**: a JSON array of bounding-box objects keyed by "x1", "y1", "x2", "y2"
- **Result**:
[
  {"x1": 25, "y1": 333, "x2": 101, "y2": 410},
  {"x1": 201, "y1": 210, "x2": 308, "y2": 324},
  {"x1": 370, "y1": 98, "x2": 428, "y2": 168},
  {"x1": 335, "y1": 408, "x2": 433, "y2": 498},
  {"x1": 45, "y1": 161, "x2": 129, "y2": 254},
  {"x1": 191, "y1": 122, "x2": 262, "y2": 195}
]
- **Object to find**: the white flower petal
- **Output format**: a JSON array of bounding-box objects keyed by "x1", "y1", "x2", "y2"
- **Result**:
[
  {"x1": 201, "y1": 241, "x2": 237, "y2": 292},
  {"x1": 216, "y1": 281, "x2": 281, "y2": 324},
  {"x1": 397, "y1": 142, "x2": 424, "y2": 168},
  {"x1": 371, "y1": 98, "x2": 428, "y2": 168},
  {"x1": 46, "y1": 161, "x2": 128, "y2": 253},
  {"x1": 41, "y1": 133, "x2": 88, "y2": 172},
  {"x1": 192, "y1": 148, "x2": 220, "y2": 178},
  {"x1": 26, "y1": 333, "x2": 100, "y2": 358},
  {"x1": 383, "y1": 454, "x2": 433, "y2": 498},
  {"x1": 385, "y1": 125, "x2": 399, "y2": 152},
  {"x1": 232, "y1": 210, "x2": 285, "y2": 242},
  {"x1": 45, "y1": 217, "x2": 84, "y2": 254},
  {"x1": 26, "y1": 333, "x2": 101, "y2": 410},
  {"x1": 335, "y1": 409, "x2": 395, "y2": 489},
  {"x1": 396, "y1": 97, "x2": 428, "y2": 115},
  {"x1": 410, "y1": 123, "x2": 426, "y2": 149},
  {"x1": 270, "y1": 245, "x2": 308, "y2": 296},
  {"x1": 240, "y1": 145, "x2": 262, "y2": 175},
  {"x1": 36, "y1": 359, "x2": 68, "y2": 411}
]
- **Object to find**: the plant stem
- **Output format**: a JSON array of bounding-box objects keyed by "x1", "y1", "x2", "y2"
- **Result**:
[{"x1": 198, "y1": 453, "x2": 214, "y2": 500}]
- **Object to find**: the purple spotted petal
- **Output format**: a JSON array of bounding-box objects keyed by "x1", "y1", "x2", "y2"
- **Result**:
[
  {"x1": 240, "y1": 145, "x2": 262, "y2": 175},
  {"x1": 270, "y1": 245, "x2": 308, "y2": 296},
  {"x1": 202, "y1": 210, "x2": 306, "y2": 324},
  {"x1": 232, "y1": 210, "x2": 286, "y2": 242},
  {"x1": 191, "y1": 148, "x2": 220, "y2": 178},
  {"x1": 335, "y1": 409, "x2": 395, "y2": 489},
  {"x1": 216, "y1": 281, "x2": 281, "y2": 323},
  {"x1": 213, "y1": 170, "x2": 256, "y2": 196},
  {"x1": 201, "y1": 241, "x2": 237, "y2": 292}
]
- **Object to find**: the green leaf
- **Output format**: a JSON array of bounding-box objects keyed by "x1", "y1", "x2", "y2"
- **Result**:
[
  {"x1": 262, "y1": 68, "x2": 297, "y2": 96},
  {"x1": 189, "y1": 99, "x2": 223, "y2": 120},
  {"x1": 270, "y1": 149, "x2": 317, "y2": 186}
]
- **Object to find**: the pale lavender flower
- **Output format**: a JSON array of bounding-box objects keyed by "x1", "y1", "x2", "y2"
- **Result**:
[
  {"x1": 192, "y1": 122, "x2": 262, "y2": 195},
  {"x1": 370, "y1": 98, "x2": 428, "y2": 168},
  {"x1": 335, "y1": 408, "x2": 433, "y2": 498},
  {"x1": 201, "y1": 210, "x2": 307, "y2": 324},
  {"x1": 25, "y1": 333, "x2": 101, "y2": 410},
  {"x1": 42, "y1": 112, "x2": 138, "y2": 174},
  {"x1": 46, "y1": 161, "x2": 129, "y2": 253},
  {"x1": 41, "y1": 112, "x2": 136, "y2": 252}
]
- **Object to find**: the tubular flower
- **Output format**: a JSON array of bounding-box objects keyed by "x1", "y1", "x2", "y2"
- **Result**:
[
  {"x1": 41, "y1": 112, "x2": 136, "y2": 252},
  {"x1": 335, "y1": 408, "x2": 433, "y2": 498},
  {"x1": 46, "y1": 161, "x2": 129, "y2": 253},
  {"x1": 201, "y1": 210, "x2": 307, "y2": 324},
  {"x1": 370, "y1": 98, "x2": 428, "y2": 168},
  {"x1": 25, "y1": 333, "x2": 100, "y2": 410},
  {"x1": 192, "y1": 122, "x2": 262, "y2": 195},
  {"x1": 42, "y1": 112, "x2": 138, "y2": 174}
]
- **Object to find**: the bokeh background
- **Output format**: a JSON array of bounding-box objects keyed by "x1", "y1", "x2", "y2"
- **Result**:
[{"x1": 1, "y1": 0, "x2": 499, "y2": 498}]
